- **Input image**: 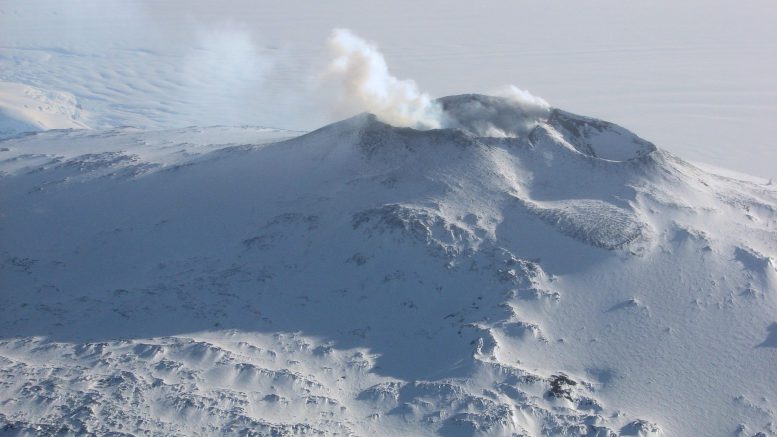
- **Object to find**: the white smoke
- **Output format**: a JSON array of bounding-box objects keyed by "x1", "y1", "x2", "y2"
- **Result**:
[
  {"x1": 497, "y1": 84, "x2": 550, "y2": 114},
  {"x1": 325, "y1": 29, "x2": 551, "y2": 138},
  {"x1": 438, "y1": 91, "x2": 550, "y2": 138},
  {"x1": 464, "y1": 84, "x2": 551, "y2": 137},
  {"x1": 179, "y1": 25, "x2": 272, "y2": 125},
  {"x1": 326, "y1": 28, "x2": 442, "y2": 129}
]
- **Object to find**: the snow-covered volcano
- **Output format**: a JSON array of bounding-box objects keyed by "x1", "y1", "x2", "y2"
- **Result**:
[{"x1": 1, "y1": 95, "x2": 775, "y2": 436}]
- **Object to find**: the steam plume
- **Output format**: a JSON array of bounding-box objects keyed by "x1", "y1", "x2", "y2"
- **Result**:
[
  {"x1": 326, "y1": 28, "x2": 442, "y2": 129},
  {"x1": 325, "y1": 29, "x2": 551, "y2": 138},
  {"x1": 497, "y1": 84, "x2": 550, "y2": 112}
]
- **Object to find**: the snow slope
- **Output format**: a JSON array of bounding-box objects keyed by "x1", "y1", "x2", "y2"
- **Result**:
[
  {"x1": 1, "y1": 95, "x2": 776, "y2": 436},
  {"x1": 0, "y1": 81, "x2": 89, "y2": 139}
]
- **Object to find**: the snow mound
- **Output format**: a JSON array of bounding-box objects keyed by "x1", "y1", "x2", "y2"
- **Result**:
[{"x1": 0, "y1": 81, "x2": 89, "y2": 139}]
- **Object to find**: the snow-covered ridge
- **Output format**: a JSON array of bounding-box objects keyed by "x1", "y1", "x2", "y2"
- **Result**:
[
  {"x1": 1, "y1": 95, "x2": 775, "y2": 436},
  {"x1": 295, "y1": 93, "x2": 656, "y2": 162},
  {"x1": 544, "y1": 109, "x2": 656, "y2": 162}
]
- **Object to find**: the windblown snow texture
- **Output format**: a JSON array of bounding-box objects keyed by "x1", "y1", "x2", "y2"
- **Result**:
[
  {"x1": 0, "y1": 81, "x2": 89, "y2": 139},
  {"x1": 1, "y1": 95, "x2": 776, "y2": 436}
]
